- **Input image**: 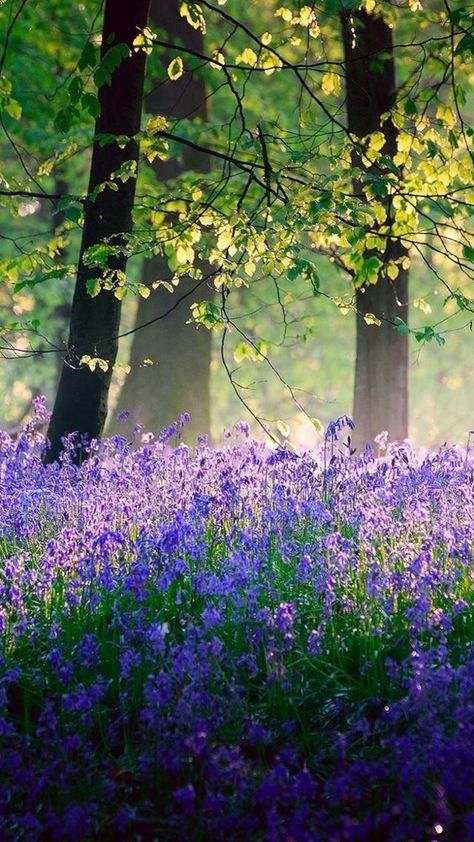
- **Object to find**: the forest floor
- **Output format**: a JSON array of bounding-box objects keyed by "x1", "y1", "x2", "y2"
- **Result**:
[{"x1": 1, "y1": 410, "x2": 474, "y2": 840}]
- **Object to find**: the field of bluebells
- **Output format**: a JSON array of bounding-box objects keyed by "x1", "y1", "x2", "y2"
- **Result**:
[{"x1": 2, "y1": 400, "x2": 474, "y2": 840}]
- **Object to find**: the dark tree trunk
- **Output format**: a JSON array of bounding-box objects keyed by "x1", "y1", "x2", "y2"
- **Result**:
[
  {"x1": 111, "y1": 0, "x2": 211, "y2": 444},
  {"x1": 46, "y1": 0, "x2": 151, "y2": 462},
  {"x1": 341, "y1": 9, "x2": 409, "y2": 450}
]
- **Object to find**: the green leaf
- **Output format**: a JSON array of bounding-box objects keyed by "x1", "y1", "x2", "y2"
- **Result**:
[
  {"x1": 287, "y1": 261, "x2": 302, "y2": 281},
  {"x1": 78, "y1": 41, "x2": 97, "y2": 71},
  {"x1": 426, "y1": 140, "x2": 440, "y2": 159},
  {"x1": 86, "y1": 278, "x2": 101, "y2": 297},
  {"x1": 449, "y1": 8, "x2": 463, "y2": 25},
  {"x1": 4, "y1": 98, "x2": 21, "y2": 120},
  {"x1": 359, "y1": 255, "x2": 382, "y2": 284},
  {"x1": 448, "y1": 129, "x2": 459, "y2": 149},
  {"x1": 95, "y1": 132, "x2": 129, "y2": 147},
  {"x1": 190, "y1": 300, "x2": 223, "y2": 330},
  {"x1": 84, "y1": 93, "x2": 100, "y2": 119},
  {"x1": 414, "y1": 326, "x2": 445, "y2": 345},
  {"x1": 311, "y1": 417, "x2": 324, "y2": 435},
  {"x1": 394, "y1": 317, "x2": 410, "y2": 336},
  {"x1": 233, "y1": 340, "x2": 266, "y2": 363},
  {"x1": 451, "y1": 291, "x2": 473, "y2": 310},
  {"x1": 404, "y1": 98, "x2": 417, "y2": 116},
  {"x1": 110, "y1": 159, "x2": 137, "y2": 182},
  {"x1": 455, "y1": 32, "x2": 474, "y2": 56},
  {"x1": 14, "y1": 266, "x2": 69, "y2": 292},
  {"x1": 63, "y1": 205, "x2": 82, "y2": 223},
  {"x1": 94, "y1": 43, "x2": 130, "y2": 88},
  {"x1": 364, "y1": 174, "x2": 388, "y2": 197},
  {"x1": 68, "y1": 76, "x2": 84, "y2": 103},
  {"x1": 83, "y1": 243, "x2": 116, "y2": 266},
  {"x1": 82, "y1": 92, "x2": 100, "y2": 119},
  {"x1": 456, "y1": 85, "x2": 467, "y2": 107},
  {"x1": 54, "y1": 105, "x2": 79, "y2": 133},
  {"x1": 0, "y1": 75, "x2": 12, "y2": 95}
]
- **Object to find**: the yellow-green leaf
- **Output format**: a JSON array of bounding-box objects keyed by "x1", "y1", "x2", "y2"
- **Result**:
[
  {"x1": 275, "y1": 7, "x2": 293, "y2": 22},
  {"x1": 368, "y1": 131, "x2": 385, "y2": 154},
  {"x1": 114, "y1": 363, "x2": 131, "y2": 374},
  {"x1": 321, "y1": 72, "x2": 341, "y2": 97},
  {"x1": 5, "y1": 98, "x2": 21, "y2": 120},
  {"x1": 146, "y1": 114, "x2": 168, "y2": 133},
  {"x1": 179, "y1": 2, "x2": 206, "y2": 33},
  {"x1": 168, "y1": 56, "x2": 184, "y2": 81},
  {"x1": 80, "y1": 355, "x2": 109, "y2": 372},
  {"x1": 132, "y1": 27, "x2": 155, "y2": 54},
  {"x1": 276, "y1": 419, "x2": 290, "y2": 438},
  {"x1": 235, "y1": 48, "x2": 257, "y2": 67},
  {"x1": 413, "y1": 297, "x2": 432, "y2": 314},
  {"x1": 363, "y1": 312, "x2": 382, "y2": 327},
  {"x1": 176, "y1": 244, "x2": 194, "y2": 264},
  {"x1": 436, "y1": 104, "x2": 456, "y2": 129},
  {"x1": 217, "y1": 229, "x2": 233, "y2": 251},
  {"x1": 311, "y1": 417, "x2": 324, "y2": 435},
  {"x1": 210, "y1": 51, "x2": 224, "y2": 70}
]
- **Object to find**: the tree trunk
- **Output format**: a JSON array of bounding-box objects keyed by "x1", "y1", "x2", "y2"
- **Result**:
[
  {"x1": 341, "y1": 9, "x2": 409, "y2": 450},
  {"x1": 46, "y1": 0, "x2": 151, "y2": 462},
  {"x1": 111, "y1": 0, "x2": 211, "y2": 444}
]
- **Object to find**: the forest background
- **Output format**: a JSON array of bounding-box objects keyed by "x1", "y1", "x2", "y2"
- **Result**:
[{"x1": 1, "y1": 0, "x2": 473, "y2": 452}]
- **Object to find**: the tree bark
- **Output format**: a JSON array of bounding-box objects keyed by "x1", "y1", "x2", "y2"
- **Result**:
[
  {"x1": 46, "y1": 0, "x2": 151, "y2": 462},
  {"x1": 341, "y1": 9, "x2": 409, "y2": 450},
  {"x1": 110, "y1": 0, "x2": 211, "y2": 444}
]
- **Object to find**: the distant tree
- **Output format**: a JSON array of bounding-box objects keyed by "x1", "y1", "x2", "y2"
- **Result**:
[
  {"x1": 46, "y1": 0, "x2": 151, "y2": 461},
  {"x1": 112, "y1": 0, "x2": 211, "y2": 442},
  {"x1": 341, "y1": 8, "x2": 409, "y2": 449}
]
